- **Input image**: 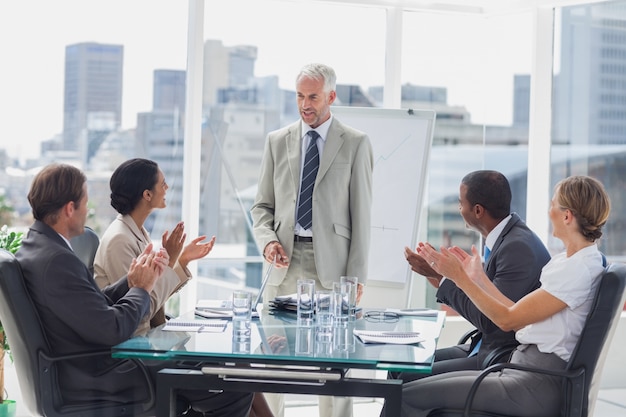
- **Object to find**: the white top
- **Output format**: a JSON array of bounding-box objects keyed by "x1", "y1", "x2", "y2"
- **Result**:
[{"x1": 516, "y1": 244, "x2": 605, "y2": 361}]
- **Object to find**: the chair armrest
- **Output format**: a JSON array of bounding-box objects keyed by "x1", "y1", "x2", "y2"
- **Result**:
[
  {"x1": 40, "y1": 348, "x2": 113, "y2": 362},
  {"x1": 463, "y1": 362, "x2": 585, "y2": 417},
  {"x1": 458, "y1": 328, "x2": 479, "y2": 345},
  {"x1": 480, "y1": 343, "x2": 517, "y2": 368},
  {"x1": 39, "y1": 349, "x2": 155, "y2": 411}
]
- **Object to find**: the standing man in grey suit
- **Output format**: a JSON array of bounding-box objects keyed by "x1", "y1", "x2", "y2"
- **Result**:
[
  {"x1": 251, "y1": 63, "x2": 373, "y2": 417},
  {"x1": 16, "y1": 164, "x2": 253, "y2": 417},
  {"x1": 393, "y1": 170, "x2": 550, "y2": 381}
]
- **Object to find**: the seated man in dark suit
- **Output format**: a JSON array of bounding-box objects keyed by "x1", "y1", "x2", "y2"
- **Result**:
[
  {"x1": 16, "y1": 163, "x2": 253, "y2": 417},
  {"x1": 395, "y1": 170, "x2": 551, "y2": 381}
]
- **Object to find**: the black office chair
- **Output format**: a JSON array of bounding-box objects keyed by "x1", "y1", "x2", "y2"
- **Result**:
[
  {"x1": 456, "y1": 328, "x2": 517, "y2": 369},
  {"x1": 69, "y1": 226, "x2": 100, "y2": 275},
  {"x1": 428, "y1": 262, "x2": 626, "y2": 417},
  {"x1": 0, "y1": 249, "x2": 155, "y2": 417}
]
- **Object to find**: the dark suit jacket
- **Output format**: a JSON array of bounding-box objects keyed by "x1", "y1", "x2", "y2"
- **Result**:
[
  {"x1": 436, "y1": 213, "x2": 550, "y2": 363},
  {"x1": 16, "y1": 220, "x2": 152, "y2": 403}
]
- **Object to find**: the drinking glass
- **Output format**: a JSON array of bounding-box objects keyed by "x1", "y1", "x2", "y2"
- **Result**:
[
  {"x1": 297, "y1": 279, "x2": 315, "y2": 327},
  {"x1": 340, "y1": 276, "x2": 358, "y2": 321},
  {"x1": 315, "y1": 290, "x2": 334, "y2": 342},
  {"x1": 232, "y1": 290, "x2": 252, "y2": 339}
]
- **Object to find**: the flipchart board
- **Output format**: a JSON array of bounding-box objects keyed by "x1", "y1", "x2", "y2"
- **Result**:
[{"x1": 332, "y1": 106, "x2": 435, "y2": 286}]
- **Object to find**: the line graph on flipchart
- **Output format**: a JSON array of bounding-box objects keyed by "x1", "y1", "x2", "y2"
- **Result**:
[{"x1": 332, "y1": 106, "x2": 434, "y2": 284}]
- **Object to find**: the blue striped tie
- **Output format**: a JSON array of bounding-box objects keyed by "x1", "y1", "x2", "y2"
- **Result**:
[{"x1": 297, "y1": 131, "x2": 320, "y2": 230}]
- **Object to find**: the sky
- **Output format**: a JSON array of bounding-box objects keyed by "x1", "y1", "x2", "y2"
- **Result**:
[{"x1": 0, "y1": 0, "x2": 534, "y2": 162}]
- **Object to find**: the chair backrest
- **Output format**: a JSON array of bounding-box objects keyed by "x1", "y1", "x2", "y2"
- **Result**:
[
  {"x1": 564, "y1": 262, "x2": 626, "y2": 417},
  {"x1": 0, "y1": 249, "x2": 52, "y2": 416},
  {"x1": 0, "y1": 248, "x2": 154, "y2": 417},
  {"x1": 69, "y1": 226, "x2": 100, "y2": 275}
]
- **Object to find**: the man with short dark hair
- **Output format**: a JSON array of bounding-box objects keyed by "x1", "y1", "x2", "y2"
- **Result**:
[
  {"x1": 16, "y1": 163, "x2": 253, "y2": 417},
  {"x1": 397, "y1": 170, "x2": 550, "y2": 380}
]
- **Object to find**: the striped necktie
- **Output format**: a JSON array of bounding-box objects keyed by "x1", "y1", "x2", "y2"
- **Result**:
[{"x1": 297, "y1": 131, "x2": 320, "y2": 230}]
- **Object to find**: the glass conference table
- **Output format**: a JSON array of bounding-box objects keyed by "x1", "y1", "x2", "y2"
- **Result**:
[{"x1": 112, "y1": 308, "x2": 446, "y2": 417}]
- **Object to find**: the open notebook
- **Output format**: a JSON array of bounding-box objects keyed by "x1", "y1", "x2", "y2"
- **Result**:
[{"x1": 195, "y1": 260, "x2": 274, "y2": 318}]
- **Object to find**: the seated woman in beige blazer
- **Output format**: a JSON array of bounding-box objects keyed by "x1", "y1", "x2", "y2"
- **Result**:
[{"x1": 94, "y1": 158, "x2": 215, "y2": 336}]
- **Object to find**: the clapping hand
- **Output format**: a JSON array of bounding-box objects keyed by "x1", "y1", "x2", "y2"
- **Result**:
[
  {"x1": 162, "y1": 221, "x2": 186, "y2": 267},
  {"x1": 416, "y1": 243, "x2": 466, "y2": 285},
  {"x1": 154, "y1": 247, "x2": 170, "y2": 274},
  {"x1": 128, "y1": 243, "x2": 164, "y2": 293},
  {"x1": 451, "y1": 245, "x2": 487, "y2": 285},
  {"x1": 405, "y1": 243, "x2": 444, "y2": 287},
  {"x1": 178, "y1": 235, "x2": 216, "y2": 269},
  {"x1": 416, "y1": 243, "x2": 484, "y2": 287}
]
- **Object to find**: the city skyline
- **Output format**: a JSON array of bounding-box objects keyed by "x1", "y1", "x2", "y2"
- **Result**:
[{"x1": 0, "y1": 0, "x2": 534, "y2": 162}]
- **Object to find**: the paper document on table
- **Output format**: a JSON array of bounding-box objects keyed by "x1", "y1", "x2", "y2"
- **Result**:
[
  {"x1": 353, "y1": 330, "x2": 424, "y2": 345},
  {"x1": 163, "y1": 319, "x2": 227, "y2": 333},
  {"x1": 384, "y1": 308, "x2": 440, "y2": 317}
]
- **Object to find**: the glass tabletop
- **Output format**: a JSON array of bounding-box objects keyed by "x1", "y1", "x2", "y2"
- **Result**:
[{"x1": 112, "y1": 308, "x2": 446, "y2": 374}]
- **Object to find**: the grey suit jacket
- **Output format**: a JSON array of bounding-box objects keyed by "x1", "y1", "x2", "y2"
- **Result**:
[
  {"x1": 16, "y1": 220, "x2": 152, "y2": 403},
  {"x1": 251, "y1": 117, "x2": 374, "y2": 288},
  {"x1": 436, "y1": 213, "x2": 550, "y2": 362}
]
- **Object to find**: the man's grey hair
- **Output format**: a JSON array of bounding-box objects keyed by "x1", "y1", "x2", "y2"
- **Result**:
[{"x1": 296, "y1": 63, "x2": 336, "y2": 92}]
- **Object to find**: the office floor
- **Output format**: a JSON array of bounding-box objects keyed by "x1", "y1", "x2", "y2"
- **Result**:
[
  {"x1": 6, "y1": 360, "x2": 626, "y2": 417},
  {"x1": 284, "y1": 397, "x2": 382, "y2": 417},
  {"x1": 284, "y1": 392, "x2": 626, "y2": 417}
]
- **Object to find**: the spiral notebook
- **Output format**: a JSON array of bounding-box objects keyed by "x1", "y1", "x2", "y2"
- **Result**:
[
  {"x1": 163, "y1": 319, "x2": 228, "y2": 333},
  {"x1": 353, "y1": 330, "x2": 424, "y2": 345}
]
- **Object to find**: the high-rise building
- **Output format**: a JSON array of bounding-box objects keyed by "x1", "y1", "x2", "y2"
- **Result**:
[
  {"x1": 228, "y1": 45, "x2": 257, "y2": 87},
  {"x1": 554, "y1": 2, "x2": 626, "y2": 145},
  {"x1": 153, "y1": 69, "x2": 186, "y2": 112},
  {"x1": 368, "y1": 84, "x2": 447, "y2": 105},
  {"x1": 135, "y1": 109, "x2": 184, "y2": 235},
  {"x1": 512, "y1": 74, "x2": 531, "y2": 128},
  {"x1": 202, "y1": 40, "x2": 257, "y2": 108},
  {"x1": 62, "y1": 42, "x2": 124, "y2": 151}
]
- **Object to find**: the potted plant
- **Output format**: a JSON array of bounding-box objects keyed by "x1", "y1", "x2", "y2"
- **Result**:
[{"x1": 0, "y1": 224, "x2": 22, "y2": 417}]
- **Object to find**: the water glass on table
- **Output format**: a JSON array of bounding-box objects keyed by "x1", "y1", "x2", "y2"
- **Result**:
[
  {"x1": 315, "y1": 290, "x2": 334, "y2": 342},
  {"x1": 340, "y1": 276, "x2": 358, "y2": 321},
  {"x1": 297, "y1": 279, "x2": 315, "y2": 327},
  {"x1": 332, "y1": 281, "x2": 350, "y2": 326},
  {"x1": 232, "y1": 290, "x2": 252, "y2": 352},
  {"x1": 332, "y1": 281, "x2": 354, "y2": 351},
  {"x1": 295, "y1": 326, "x2": 315, "y2": 356}
]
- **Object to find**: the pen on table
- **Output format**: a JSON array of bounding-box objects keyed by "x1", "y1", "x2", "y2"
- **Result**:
[{"x1": 196, "y1": 309, "x2": 231, "y2": 317}]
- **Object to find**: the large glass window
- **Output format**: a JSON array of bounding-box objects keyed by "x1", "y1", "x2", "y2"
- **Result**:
[
  {"x1": 401, "y1": 11, "x2": 533, "y2": 307},
  {"x1": 552, "y1": 0, "x2": 626, "y2": 262},
  {"x1": 0, "y1": 0, "x2": 188, "y2": 236},
  {"x1": 0, "y1": 0, "x2": 189, "y2": 315},
  {"x1": 195, "y1": 0, "x2": 387, "y2": 301},
  {"x1": 4, "y1": 0, "x2": 622, "y2": 315}
]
